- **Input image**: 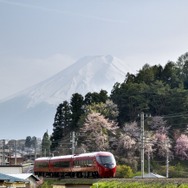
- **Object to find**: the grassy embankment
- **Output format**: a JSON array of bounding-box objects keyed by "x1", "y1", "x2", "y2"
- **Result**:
[{"x1": 39, "y1": 178, "x2": 188, "y2": 188}]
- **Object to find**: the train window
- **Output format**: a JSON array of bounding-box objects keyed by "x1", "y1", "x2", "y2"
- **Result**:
[
  {"x1": 53, "y1": 161, "x2": 70, "y2": 168},
  {"x1": 87, "y1": 159, "x2": 93, "y2": 166},
  {"x1": 96, "y1": 156, "x2": 116, "y2": 166},
  {"x1": 73, "y1": 160, "x2": 79, "y2": 167},
  {"x1": 36, "y1": 162, "x2": 48, "y2": 168},
  {"x1": 74, "y1": 159, "x2": 93, "y2": 167},
  {"x1": 74, "y1": 160, "x2": 83, "y2": 167}
]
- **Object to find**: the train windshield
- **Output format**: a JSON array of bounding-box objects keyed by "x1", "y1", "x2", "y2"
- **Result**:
[{"x1": 96, "y1": 155, "x2": 116, "y2": 168}]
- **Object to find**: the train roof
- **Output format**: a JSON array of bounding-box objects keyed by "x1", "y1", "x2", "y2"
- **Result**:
[
  {"x1": 50, "y1": 155, "x2": 73, "y2": 160},
  {"x1": 35, "y1": 157, "x2": 50, "y2": 161},
  {"x1": 35, "y1": 151, "x2": 113, "y2": 161},
  {"x1": 74, "y1": 151, "x2": 113, "y2": 158}
]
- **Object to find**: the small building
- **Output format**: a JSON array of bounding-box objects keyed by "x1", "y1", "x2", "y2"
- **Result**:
[
  {"x1": 8, "y1": 154, "x2": 24, "y2": 165},
  {"x1": 0, "y1": 172, "x2": 28, "y2": 187},
  {"x1": 8, "y1": 173, "x2": 42, "y2": 188},
  {"x1": 0, "y1": 165, "x2": 23, "y2": 174},
  {"x1": 0, "y1": 153, "x2": 9, "y2": 165}
]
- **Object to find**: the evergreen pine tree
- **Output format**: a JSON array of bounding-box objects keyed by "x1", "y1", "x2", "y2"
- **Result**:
[
  {"x1": 84, "y1": 90, "x2": 108, "y2": 105},
  {"x1": 50, "y1": 101, "x2": 72, "y2": 152},
  {"x1": 41, "y1": 131, "x2": 51, "y2": 156},
  {"x1": 25, "y1": 136, "x2": 32, "y2": 148},
  {"x1": 70, "y1": 93, "x2": 84, "y2": 130},
  {"x1": 31, "y1": 136, "x2": 37, "y2": 149}
]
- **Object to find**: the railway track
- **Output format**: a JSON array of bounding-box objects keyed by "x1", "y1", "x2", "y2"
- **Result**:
[{"x1": 43, "y1": 177, "x2": 188, "y2": 184}]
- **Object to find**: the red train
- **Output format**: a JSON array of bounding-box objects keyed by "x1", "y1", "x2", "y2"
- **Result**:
[{"x1": 34, "y1": 151, "x2": 116, "y2": 178}]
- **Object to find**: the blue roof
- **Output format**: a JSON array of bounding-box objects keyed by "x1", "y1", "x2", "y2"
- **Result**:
[{"x1": 0, "y1": 173, "x2": 26, "y2": 183}]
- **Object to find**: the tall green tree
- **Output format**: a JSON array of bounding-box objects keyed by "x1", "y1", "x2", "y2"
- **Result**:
[
  {"x1": 41, "y1": 131, "x2": 51, "y2": 156},
  {"x1": 110, "y1": 82, "x2": 149, "y2": 125},
  {"x1": 31, "y1": 136, "x2": 37, "y2": 150},
  {"x1": 176, "y1": 52, "x2": 188, "y2": 89},
  {"x1": 70, "y1": 93, "x2": 84, "y2": 130},
  {"x1": 162, "y1": 89, "x2": 188, "y2": 129},
  {"x1": 84, "y1": 90, "x2": 108, "y2": 105},
  {"x1": 161, "y1": 61, "x2": 181, "y2": 88},
  {"x1": 50, "y1": 101, "x2": 72, "y2": 152},
  {"x1": 125, "y1": 73, "x2": 136, "y2": 84},
  {"x1": 25, "y1": 136, "x2": 32, "y2": 148},
  {"x1": 134, "y1": 64, "x2": 157, "y2": 85},
  {"x1": 98, "y1": 90, "x2": 108, "y2": 103},
  {"x1": 147, "y1": 81, "x2": 171, "y2": 115}
]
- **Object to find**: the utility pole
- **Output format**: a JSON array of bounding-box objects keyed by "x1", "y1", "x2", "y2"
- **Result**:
[
  {"x1": 2, "y1": 139, "x2": 5, "y2": 165},
  {"x1": 71, "y1": 131, "x2": 76, "y2": 154},
  {"x1": 140, "y1": 112, "x2": 145, "y2": 178},
  {"x1": 14, "y1": 140, "x2": 17, "y2": 165},
  {"x1": 165, "y1": 140, "x2": 169, "y2": 178},
  {"x1": 148, "y1": 151, "x2": 150, "y2": 174},
  {"x1": 34, "y1": 141, "x2": 37, "y2": 159}
]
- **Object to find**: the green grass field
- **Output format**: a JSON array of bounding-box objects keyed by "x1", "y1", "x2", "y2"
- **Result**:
[{"x1": 39, "y1": 178, "x2": 188, "y2": 188}]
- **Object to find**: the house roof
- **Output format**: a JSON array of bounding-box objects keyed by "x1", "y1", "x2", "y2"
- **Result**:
[
  {"x1": 0, "y1": 173, "x2": 26, "y2": 183},
  {"x1": 7, "y1": 173, "x2": 40, "y2": 181}
]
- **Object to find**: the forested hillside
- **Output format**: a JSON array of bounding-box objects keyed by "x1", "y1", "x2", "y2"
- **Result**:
[{"x1": 43, "y1": 52, "x2": 188, "y2": 177}]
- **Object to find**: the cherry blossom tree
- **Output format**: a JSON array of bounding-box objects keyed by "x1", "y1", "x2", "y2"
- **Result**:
[
  {"x1": 175, "y1": 134, "x2": 188, "y2": 160},
  {"x1": 144, "y1": 131, "x2": 156, "y2": 157},
  {"x1": 144, "y1": 131, "x2": 156, "y2": 174},
  {"x1": 117, "y1": 122, "x2": 140, "y2": 157},
  {"x1": 149, "y1": 116, "x2": 170, "y2": 134},
  {"x1": 79, "y1": 112, "x2": 118, "y2": 152},
  {"x1": 117, "y1": 134, "x2": 137, "y2": 156},
  {"x1": 153, "y1": 132, "x2": 172, "y2": 158},
  {"x1": 116, "y1": 122, "x2": 140, "y2": 170},
  {"x1": 149, "y1": 116, "x2": 172, "y2": 158},
  {"x1": 119, "y1": 122, "x2": 156, "y2": 157},
  {"x1": 84, "y1": 99, "x2": 119, "y2": 120},
  {"x1": 123, "y1": 121, "x2": 140, "y2": 139}
]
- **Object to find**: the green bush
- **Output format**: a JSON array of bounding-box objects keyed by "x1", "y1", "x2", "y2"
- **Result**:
[
  {"x1": 178, "y1": 184, "x2": 188, "y2": 188},
  {"x1": 91, "y1": 182, "x2": 188, "y2": 188},
  {"x1": 115, "y1": 165, "x2": 133, "y2": 178},
  {"x1": 39, "y1": 181, "x2": 51, "y2": 188},
  {"x1": 158, "y1": 163, "x2": 188, "y2": 178}
]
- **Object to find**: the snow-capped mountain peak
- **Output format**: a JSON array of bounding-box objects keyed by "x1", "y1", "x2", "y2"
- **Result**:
[
  {"x1": 18, "y1": 55, "x2": 130, "y2": 107},
  {"x1": 0, "y1": 55, "x2": 130, "y2": 139}
]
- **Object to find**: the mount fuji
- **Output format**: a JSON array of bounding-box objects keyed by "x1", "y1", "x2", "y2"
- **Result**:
[{"x1": 0, "y1": 55, "x2": 130, "y2": 139}]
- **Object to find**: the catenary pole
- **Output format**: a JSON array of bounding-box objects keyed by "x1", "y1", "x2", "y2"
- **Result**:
[
  {"x1": 15, "y1": 140, "x2": 17, "y2": 165},
  {"x1": 71, "y1": 131, "x2": 76, "y2": 154},
  {"x1": 141, "y1": 112, "x2": 145, "y2": 178},
  {"x1": 2, "y1": 139, "x2": 5, "y2": 165},
  {"x1": 166, "y1": 140, "x2": 169, "y2": 178},
  {"x1": 148, "y1": 151, "x2": 150, "y2": 174}
]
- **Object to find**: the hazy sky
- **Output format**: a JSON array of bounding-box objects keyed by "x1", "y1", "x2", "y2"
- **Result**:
[{"x1": 1, "y1": 0, "x2": 188, "y2": 99}]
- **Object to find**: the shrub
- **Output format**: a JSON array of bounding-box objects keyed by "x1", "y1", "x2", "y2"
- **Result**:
[
  {"x1": 159, "y1": 163, "x2": 188, "y2": 178},
  {"x1": 115, "y1": 164, "x2": 133, "y2": 178}
]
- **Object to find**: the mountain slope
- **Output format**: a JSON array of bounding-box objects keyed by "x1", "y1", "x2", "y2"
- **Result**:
[{"x1": 0, "y1": 55, "x2": 130, "y2": 139}]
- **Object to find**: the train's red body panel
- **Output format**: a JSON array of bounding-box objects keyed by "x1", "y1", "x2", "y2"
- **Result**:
[{"x1": 34, "y1": 151, "x2": 116, "y2": 178}]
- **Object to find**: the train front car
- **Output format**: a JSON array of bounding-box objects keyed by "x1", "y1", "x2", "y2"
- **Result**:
[{"x1": 95, "y1": 152, "x2": 116, "y2": 178}]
